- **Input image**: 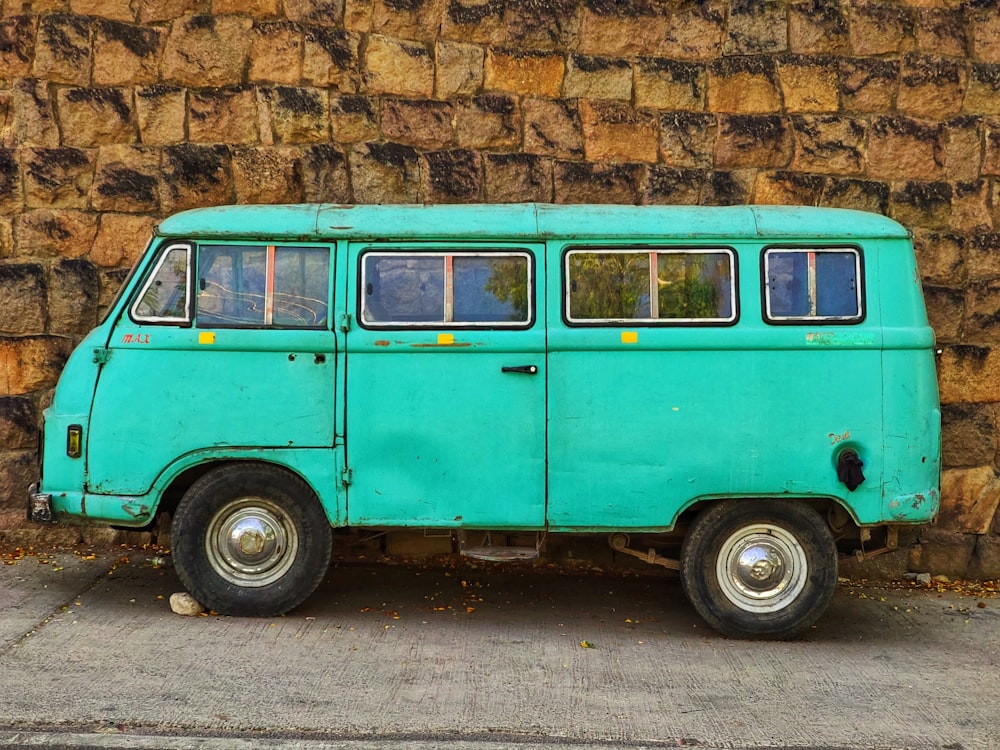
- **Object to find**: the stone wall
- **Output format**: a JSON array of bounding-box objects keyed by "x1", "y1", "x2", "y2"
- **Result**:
[{"x1": 2, "y1": 0, "x2": 1000, "y2": 574}]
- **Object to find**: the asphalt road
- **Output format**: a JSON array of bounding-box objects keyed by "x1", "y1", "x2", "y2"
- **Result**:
[{"x1": 0, "y1": 547, "x2": 997, "y2": 750}]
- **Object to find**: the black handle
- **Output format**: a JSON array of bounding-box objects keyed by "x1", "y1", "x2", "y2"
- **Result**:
[{"x1": 501, "y1": 365, "x2": 538, "y2": 375}]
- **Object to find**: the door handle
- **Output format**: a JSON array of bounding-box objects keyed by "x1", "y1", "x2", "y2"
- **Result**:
[{"x1": 501, "y1": 365, "x2": 538, "y2": 375}]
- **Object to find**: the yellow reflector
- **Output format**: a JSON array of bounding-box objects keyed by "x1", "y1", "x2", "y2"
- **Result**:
[
  {"x1": 199, "y1": 332, "x2": 216, "y2": 345},
  {"x1": 67, "y1": 424, "x2": 83, "y2": 458},
  {"x1": 437, "y1": 333, "x2": 455, "y2": 345},
  {"x1": 621, "y1": 331, "x2": 638, "y2": 344}
]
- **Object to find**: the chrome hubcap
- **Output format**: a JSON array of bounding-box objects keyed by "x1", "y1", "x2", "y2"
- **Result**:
[
  {"x1": 717, "y1": 524, "x2": 807, "y2": 613},
  {"x1": 206, "y1": 498, "x2": 298, "y2": 588}
]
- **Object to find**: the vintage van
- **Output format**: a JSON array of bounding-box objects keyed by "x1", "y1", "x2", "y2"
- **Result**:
[{"x1": 29, "y1": 204, "x2": 940, "y2": 639}]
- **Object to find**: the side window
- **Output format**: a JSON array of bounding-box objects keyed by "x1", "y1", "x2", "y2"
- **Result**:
[
  {"x1": 197, "y1": 245, "x2": 330, "y2": 328},
  {"x1": 565, "y1": 248, "x2": 736, "y2": 325},
  {"x1": 360, "y1": 251, "x2": 532, "y2": 327},
  {"x1": 131, "y1": 244, "x2": 191, "y2": 323},
  {"x1": 763, "y1": 248, "x2": 863, "y2": 323}
]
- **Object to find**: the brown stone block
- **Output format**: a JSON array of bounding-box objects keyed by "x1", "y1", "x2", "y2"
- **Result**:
[
  {"x1": 909, "y1": 526, "x2": 975, "y2": 577},
  {"x1": 0, "y1": 452, "x2": 38, "y2": 513},
  {"x1": 136, "y1": 85, "x2": 186, "y2": 145},
  {"x1": 777, "y1": 55, "x2": 839, "y2": 113},
  {"x1": 0, "y1": 93, "x2": 11, "y2": 150},
  {"x1": 576, "y1": 7, "x2": 668, "y2": 57},
  {"x1": 23, "y1": 147, "x2": 94, "y2": 209},
  {"x1": 380, "y1": 99, "x2": 454, "y2": 150},
  {"x1": 706, "y1": 56, "x2": 781, "y2": 114},
  {"x1": 922, "y1": 285, "x2": 963, "y2": 343},
  {"x1": 56, "y1": 88, "x2": 136, "y2": 147},
  {"x1": 344, "y1": 0, "x2": 373, "y2": 32},
  {"x1": 421, "y1": 149, "x2": 482, "y2": 203},
  {"x1": 48, "y1": 258, "x2": 99, "y2": 336},
  {"x1": 137, "y1": 0, "x2": 202, "y2": 23},
  {"x1": 160, "y1": 144, "x2": 234, "y2": 213},
  {"x1": 580, "y1": 101, "x2": 658, "y2": 164},
  {"x1": 788, "y1": 0, "x2": 848, "y2": 54},
  {"x1": 232, "y1": 147, "x2": 304, "y2": 204},
  {"x1": 349, "y1": 141, "x2": 420, "y2": 203},
  {"x1": 847, "y1": 3, "x2": 914, "y2": 56},
  {"x1": 0, "y1": 262, "x2": 45, "y2": 334},
  {"x1": 915, "y1": 9, "x2": 967, "y2": 57},
  {"x1": 15, "y1": 209, "x2": 96, "y2": 259},
  {"x1": 867, "y1": 116, "x2": 944, "y2": 181},
  {"x1": 942, "y1": 116, "x2": 982, "y2": 181},
  {"x1": 71, "y1": 0, "x2": 135, "y2": 20},
  {"x1": 658, "y1": 2, "x2": 726, "y2": 59},
  {"x1": 523, "y1": 98, "x2": 583, "y2": 160},
  {"x1": 485, "y1": 49, "x2": 564, "y2": 98},
  {"x1": 262, "y1": 86, "x2": 329, "y2": 143},
  {"x1": 962, "y1": 278, "x2": 1000, "y2": 346},
  {"x1": 31, "y1": 14, "x2": 91, "y2": 86},
  {"x1": 563, "y1": 55, "x2": 632, "y2": 101},
  {"x1": 553, "y1": 160, "x2": 643, "y2": 204},
  {"x1": 965, "y1": 65, "x2": 1000, "y2": 116},
  {"x1": 911, "y1": 229, "x2": 965, "y2": 287},
  {"x1": 753, "y1": 170, "x2": 826, "y2": 206},
  {"x1": 659, "y1": 112, "x2": 716, "y2": 169},
  {"x1": 93, "y1": 21, "x2": 164, "y2": 87},
  {"x1": 483, "y1": 153, "x2": 552, "y2": 203},
  {"x1": 0, "y1": 217, "x2": 12, "y2": 258},
  {"x1": 456, "y1": 95, "x2": 520, "y2": 150},
  {"x1": 0, "y1": 148, "x2": 20, "y2": 212},
  {"x1": 91, "y1": 145, "x2": 160, "y2": 213},
  {"x1": 440, "y1": 0, "x2": 507, "y2": 45},
  {"x1": 90, "y1": 213, "x2": 156, "y2": 268},
  {"x1": 301, "y1": 143, "x2": 350, "y2": 203},
  {"x1": 0, "y1": 335, "x2": 73, "y2": 395},
  {"x1": 0, "y1": 396, "x2": 36, "y2": 450},
  {"x1": 968, "y1": 533, "x2": 1000, "y2": 579},
  {"x1": 897, "y1": 54, "x2": 966, "y2": 120},
  {"x1": 213, "y1": 0, "x2": 280, "y2": 14},
  {"x1": 249, "y1": 22, "x2": 304, "y2": 85},
  {"x1": 303, "y1": 27, "x2": 360, "y2": 91},
  {"x1": 949, "y1": 180, "x2": 992, "y2": 233},
  {"x1": 791, "y1": 115, "x2": 865, "y2": 175},
  {"x1": 981, "y1": 119, "x2": 1000, "y2": 176},
  {"x1": 840, "y1": 58, "x2": 899, "y2": 113},
  {"x1": 189, "y1": 87, "x2": 258, "y2": 144},
  {"x1": 700, "y1": 169, "x2": 754, "y2": 206},
  {"x1": 972, "y1": 8, "x2": 1000, "y2": 64},
  {"x1": 937, "y1": 343, "x2": 1000, "y2": 404},
  {"x1": 643, "y1": 166, "x2": 705, "y2": 205},
  {"x1": 715, "y1": 115, "x2": 793, "y2": 169},
  {"x1": 372, "y1": 0, "x2": 447, "y2": 41},
  {"x1": 634, "y1": 59, "x2": 705, "y2": 111},
  {"x1": 285, "y1": 0, "x2": 346, "y2": 26},
  {"x1": 364, "y1": 35, "x2": 433, "y2": 97},
  {"x1": 10, "y1": 80, "x2": 60, "y2": 147},
  {"x1": 0, "y1": 16, "x2": 35, "y2": 79},
  {"x1": 965, "y1": 233, "x2": 1000, "y2": 282},
  {"x1": 724, "y1": 0, "x2": 787, "y2": 55},
  {"x1": 162, "y1": 15, "x2": 252, "y2": 87},
  {"x1": 938, "y1": 466, "x2": 1000, "y2": 535},
  {"x1": 435, "y1": 41, "x2": 484, "y2": 99},
  {"x1": 330, "y1": 95, "x2": 378, "y2": 142},
  {"x1": 889, "y1": 180, "x2": 952, "y2": 229}
]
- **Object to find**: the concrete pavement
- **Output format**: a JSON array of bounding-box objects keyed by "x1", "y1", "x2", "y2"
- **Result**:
[{"x1": 0, "y1": 546, "x2": 998, "y2": 750}]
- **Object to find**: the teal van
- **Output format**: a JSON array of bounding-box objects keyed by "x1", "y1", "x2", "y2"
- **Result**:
[{"x1": 29, "y1": 204, "x2": 940, "y2": 639}]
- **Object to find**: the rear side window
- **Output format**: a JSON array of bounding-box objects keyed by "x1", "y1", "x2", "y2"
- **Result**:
[
  {"x1": 360, "y1": 251, "x2": 532, "y2": 327},
  {"x1": 565, "y1": 248, "x2": 736, "y2": 325},
  {"x1": 197, "y1": 244, "x2": 330, "y2": 328},
  {"x1": 763, "y1": 248, "x2": 863, "y2": 323}
]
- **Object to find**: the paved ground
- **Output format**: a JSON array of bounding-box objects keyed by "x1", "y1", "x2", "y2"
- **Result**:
[{"x1": 0, "y1": 546, "x2": 998, "y2": 750}]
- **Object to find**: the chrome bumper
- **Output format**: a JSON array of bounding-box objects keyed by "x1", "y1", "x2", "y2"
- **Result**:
[{"x1": 28, "y1": 483, "x2": 53, "y2": 523}]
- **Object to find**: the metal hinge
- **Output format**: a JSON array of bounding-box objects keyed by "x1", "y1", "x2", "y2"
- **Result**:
[
  {"x1": 341, "y1": 467, "x2": 353, "y2": 486},
  {"x1": 339, "y1": 313, "x2": 352, "y2": 332},
  {"x1": 93, "y1": 348, "x2": 112, "y2": 365}
]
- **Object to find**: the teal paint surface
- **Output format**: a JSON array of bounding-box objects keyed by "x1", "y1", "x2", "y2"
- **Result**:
[{"x1": 37, "y1": 204, "x2": 938, "y2": 532}]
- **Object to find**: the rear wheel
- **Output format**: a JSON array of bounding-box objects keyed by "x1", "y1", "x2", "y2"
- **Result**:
[
  {"x1": 172, "y1": 463, "x2": 332, "y2": 616},
  {"x1": 680, "y1": 500, "x2": 837, "y2": 639}
]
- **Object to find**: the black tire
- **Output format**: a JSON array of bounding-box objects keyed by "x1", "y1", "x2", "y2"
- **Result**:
[
  {"x1": 171, "y1": 463, "x2": 333, "y2": 616},
  {"x1": 680, "y1": 500, "x2": 837, "y2": 640}
]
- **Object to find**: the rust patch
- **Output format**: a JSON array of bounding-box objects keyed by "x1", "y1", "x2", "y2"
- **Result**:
[
  {"x1": 374, "y1": 339, "x2": 390, "y2": 346},
  {"x1": 411, "y1": 342, "x2": 472, "y2": 348}
]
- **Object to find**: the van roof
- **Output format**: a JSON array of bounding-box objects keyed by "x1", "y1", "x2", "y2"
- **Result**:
[{"x1": 155, "y1": 203, "x2": 910, "y2": 242}]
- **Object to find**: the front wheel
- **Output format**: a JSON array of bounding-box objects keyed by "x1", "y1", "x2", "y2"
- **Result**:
[
  {"x1": 680, "y1": 500, "x2": 837, "y2": 640},
  {"x1": 172, "y1": 463, "x2": 333, "y2": 616}
]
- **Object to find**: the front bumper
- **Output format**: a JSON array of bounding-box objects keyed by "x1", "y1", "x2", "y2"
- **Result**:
[{"x1": 27, "y1": 483, "x2": 54, "y2": 523}]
